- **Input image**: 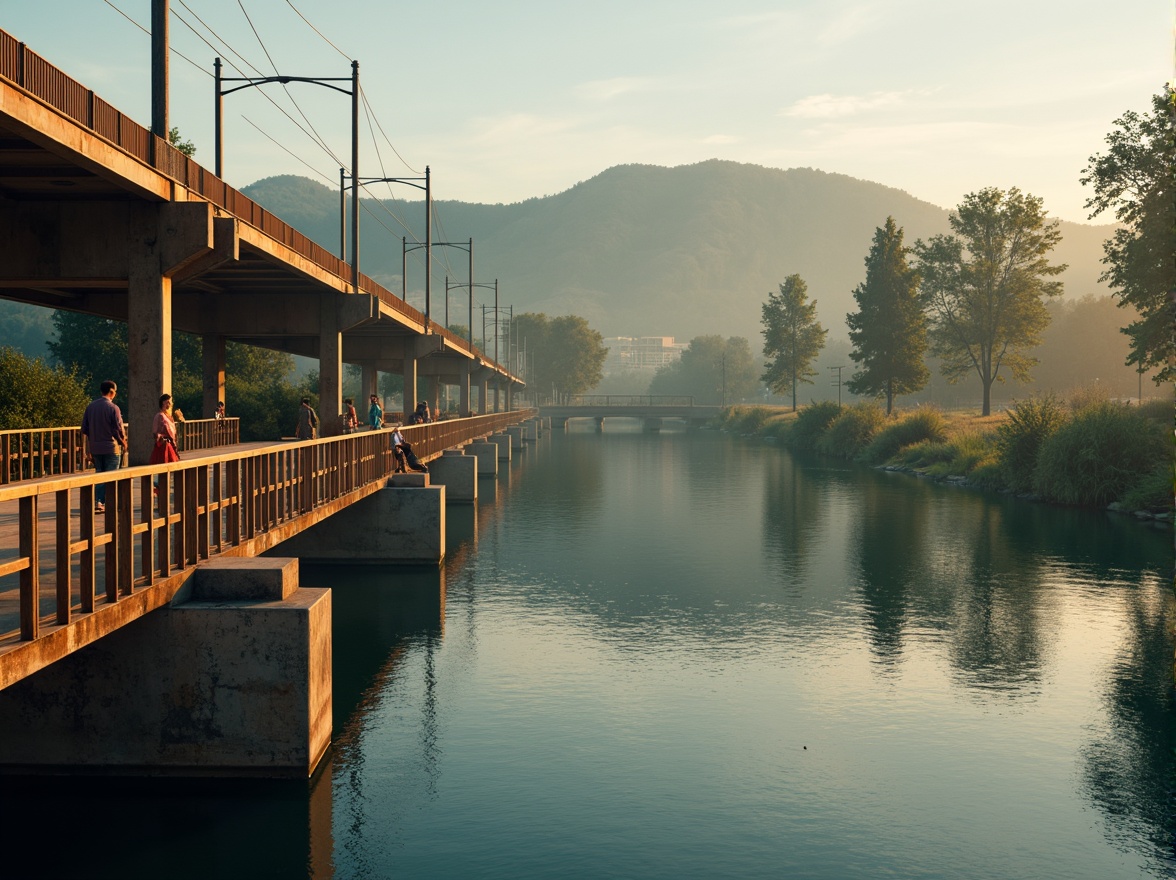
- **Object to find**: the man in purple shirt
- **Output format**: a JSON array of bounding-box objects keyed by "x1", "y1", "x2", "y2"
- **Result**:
[{"x1": 80, "y1": 379, "x2": 128, "y2": 513}]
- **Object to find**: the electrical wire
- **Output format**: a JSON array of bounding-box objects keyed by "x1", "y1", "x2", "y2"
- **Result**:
[
  {"x1": 285, "y1": 0, "x2": 352, "y2": 61},
  {"x1": 101, "y1": 0, "x2": 210, "y2": 77}
]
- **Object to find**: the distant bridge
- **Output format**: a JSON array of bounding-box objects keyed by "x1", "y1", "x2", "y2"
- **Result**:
[{"x1": 540, "y1": 396, "x2": 721, "y2": 429}]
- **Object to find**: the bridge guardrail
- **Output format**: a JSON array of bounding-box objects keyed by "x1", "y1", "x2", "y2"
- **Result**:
[
  {"x1": 556, "y1": 395, "x2": 696, "y2": 407},
  {"x1": 0, "y1": 410, "x2": 532, "y2": 675}
]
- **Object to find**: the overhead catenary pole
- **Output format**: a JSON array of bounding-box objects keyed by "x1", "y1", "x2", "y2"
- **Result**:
[
  {"x1": 350, "y1": 60, "x2": 359, "y2": 292},
  {"x1": 424, "y1": 166, "x2": 432, "y2": 323},
  {"x1": 213, "y1": 58, "x2": 222, "y2": 176},
  {"x1": 468, "y1": 238, "x2": 474, "y2": 347},
  {"x1": 339, "y1": 167, "x2": 346, "y2": 260},
  {"x1": 152, "y1": 0, "x2": 169, "y2": 140}
]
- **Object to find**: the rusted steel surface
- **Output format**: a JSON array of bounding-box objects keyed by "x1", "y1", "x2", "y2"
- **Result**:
[
  {"x1": 0, "y1": 27, "x2": 521, "y2": 376},
  {"x1": 0, "y1": 410, "x2": 533, "y2": 689}
]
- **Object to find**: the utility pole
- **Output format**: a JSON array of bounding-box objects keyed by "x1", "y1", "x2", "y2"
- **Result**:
[
  {"x1": 151, "y1": 0, "x2": 169, "y2": 140},
  {"x1": 828, "y1": 365, "x2": 846, "y2": 409}
]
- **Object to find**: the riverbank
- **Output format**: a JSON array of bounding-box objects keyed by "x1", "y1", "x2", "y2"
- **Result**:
[{"x1": 717, "y1": 394, "x2": 1172, "y2": 527}]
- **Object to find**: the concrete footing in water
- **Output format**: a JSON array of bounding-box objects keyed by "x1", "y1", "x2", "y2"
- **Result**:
[
  {"x1": 429, "y1": 449, "x2": 478, "y2": 503},
  {"x1": 0, "y1": 557, "x2": 331, "y2": 778}
]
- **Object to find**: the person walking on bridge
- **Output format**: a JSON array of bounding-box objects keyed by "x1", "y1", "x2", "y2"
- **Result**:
[
  {"x1": 368, "y1": 394, "x2": 383, "y2": 430},
  {"x1": 80, "y1": 379, "x2": 127, "y2": 513},
  {"x1": 296, "y1": 397, "x2": 319, "y2": 440}
]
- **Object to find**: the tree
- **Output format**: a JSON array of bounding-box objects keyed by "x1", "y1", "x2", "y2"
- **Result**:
[
  {"x1": 0, "y1": 347, "x2": 90, "y2": 429},
  {"x1": 845, "y1": 217, "x2": 928, "y2": 414},
  {"x1": 761, "y1": 274, "x2": 827, "y2": 411},
  {"x1": 649, "y1": 335, "x2": 757, "y2": 405},
  {"x1": 168, "y1": 126, "x2": 196, "y2": 158},
  {"x1": 510, "y1": 313, "x2": 608, "y2": 401},
  {"x1": 913, "y1": 187, "x2": 1065, "y2": 416},
  {"x1": 1080, "y1": 88, "x2": 1176, "y2": 384}
]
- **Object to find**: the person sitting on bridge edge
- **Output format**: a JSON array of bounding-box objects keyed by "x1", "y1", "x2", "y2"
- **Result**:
[
  {"x1": 368, "y1": 394, "x2": 383, "y2": 430},
  {"x1": 408, "y1": 400, "x2": 431, "y2": 425},
  {"x1": 80, "y1": 379, "x2": 128, "y2": 513},
  {"x1": 390, "y1": 423, "x2": 428, "y2": 473},
  {"x1": 296, "y1": 397, "x2": 319, "y2": 440}
]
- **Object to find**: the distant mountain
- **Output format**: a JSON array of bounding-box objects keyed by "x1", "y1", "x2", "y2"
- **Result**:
[{"x1": 243, "y1": 160, "x2": 1114, "y2": 344}]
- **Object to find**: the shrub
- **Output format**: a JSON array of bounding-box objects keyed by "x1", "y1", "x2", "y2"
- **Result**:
[
  {"x1": 760, "y1": 414, "x2": 795, "y2": 441},
  {"x1": 723, "y1": 405, "x2": 776, "y2": 433},
  {"x1": 895, "y1": 439, "x2": 954, "y2": 469},
  {"x1": 1033, "y1": 401, "x2": 1167, "y2": 506},
  {"x1": 995, "y1": 395, "x2": 1068, "y2": 492},
  {"x1": 925, "y1": 429, "x2": 998, "y2": 478},
  {"x1": 786, "y1": 400, "x2": 842, "y2": 451},
  {"x1": 858, "y1": 407, "x2": 948, "y2": 465},
  {"x1": 967, "y1": 461, "x2": 1006, "y2": 491},
  {"x1": 817, "y1": 403, "x2": 886, "y2": 459},
  {"x1": 1067, "y1": 381, "x2": 1111, "y2": 411},
  {"x1": 1118, "y1": 465, "x2": 1174, "y2": 512}
]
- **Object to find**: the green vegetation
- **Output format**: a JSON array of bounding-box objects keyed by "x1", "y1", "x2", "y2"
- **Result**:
[
  {"x1": 816, "y1": 403, "x2": 886, "y2": 459},
  {"x1": 1081, "y1": 88, "x2": 1176, "y2": 383},
  {"x1": 914, "y1": 187, "x2": 1066, "y2": 415},
  {"x1": 784, "y1": 400, "x2": 841, "y2": 450},
  {"x1": 511, "y1": 313, "x2": 608, "y2": 401},
  {"x1": 994, "y1": 395, "x2": 1067, "y2": 492},
  {"x1": 858, "y1": 407, "x2": 947, "y2": 465},
  {"x1": 1032, "y1": 400, "x2": 1166, "y2": 507},
  {"x1": 846, "y1": 217, "x2": 928, "y2": 414},
  {"x1": 0, "y1": 347, "x2": 90, "y2": 430},
  {"x1": 650, "y1": 335, "x2": 757, "y2": 405},
  {"x1": 760, "y1": 274, "x2": 827, "y2": 411}
]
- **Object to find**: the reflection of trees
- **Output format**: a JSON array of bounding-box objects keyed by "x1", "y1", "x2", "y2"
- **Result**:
[
  {"x1": 849, "y1": 473, "x2": 929, "y2": 666},
  {"x1": 944, "y1": 502, "x2": 1045, "y2": 692},
  {"x1": 1081, "y1": 580, "x2": 1176, "y2": 865},
  {"x1": 761, "y1": 450, "x2": 823, "y2": 591}
]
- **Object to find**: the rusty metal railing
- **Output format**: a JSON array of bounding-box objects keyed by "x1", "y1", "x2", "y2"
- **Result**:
[{"x1": 0, "y1": 410, "x2": 532, "y2": 675}]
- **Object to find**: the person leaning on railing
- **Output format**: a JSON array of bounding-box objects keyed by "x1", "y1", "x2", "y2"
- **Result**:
[{"x1": 80, "y1": 379, "x2": 128, "y2": 514}]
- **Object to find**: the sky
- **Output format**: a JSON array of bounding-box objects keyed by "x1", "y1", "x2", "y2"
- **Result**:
[{"x1": 4, "y1": 1, "x2": 1172, "y2": 223}]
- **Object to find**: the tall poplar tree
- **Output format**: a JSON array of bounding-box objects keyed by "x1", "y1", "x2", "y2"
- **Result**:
[
  {"x1": 845, "y1": 217, "x2": 928, "y2": 415},
  {"x1": 913, "y1": 187, "x2": 1065, "y2": 416},
  {"x1": 761, "y1": 274, "x2": 827, "y2": 411}
]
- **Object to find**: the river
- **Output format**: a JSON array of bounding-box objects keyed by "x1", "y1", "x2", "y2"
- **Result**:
[{"x1": 3, "y1": 425, "x2": 1173, "y2": 878}]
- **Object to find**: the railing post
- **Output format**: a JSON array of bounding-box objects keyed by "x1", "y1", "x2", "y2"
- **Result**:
[{"x1": 18, "y1": 495, "x2": 38, "y2": 641}]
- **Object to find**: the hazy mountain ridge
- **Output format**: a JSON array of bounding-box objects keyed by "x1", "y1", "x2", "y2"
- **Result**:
[{"x1": 243, "y1": 160, "x2": 1114, "y2": 344}]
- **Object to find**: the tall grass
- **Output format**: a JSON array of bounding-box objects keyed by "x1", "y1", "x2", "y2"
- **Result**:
[
  {"x1": 995, "y1": 395, "x2": 1067, "y2": 493},
  {"x1": 858, "y1": 408, "x2": 948, "y2": 465},
  {"x1": 816, "y1": 403, "x2": 886, "y2": 459},
  {"x1": 1033, "y1": 400, "x2": 1167, "y2": 506},
  {"x1": 786, "y1": 401, "x2": 842, "y2": 451}
]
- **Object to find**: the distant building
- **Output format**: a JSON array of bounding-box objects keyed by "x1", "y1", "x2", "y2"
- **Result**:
[{"x1": 602, "y1": 337, "x2": 687, "y2": 374}]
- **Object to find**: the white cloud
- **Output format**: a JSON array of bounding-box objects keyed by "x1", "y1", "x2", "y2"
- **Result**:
[
  {"x1": 782, "y1": 90, "x2": 915, "y2": 118},
  {"x1": 575, "y1": 77, "x2": 659, "y2": 103}
]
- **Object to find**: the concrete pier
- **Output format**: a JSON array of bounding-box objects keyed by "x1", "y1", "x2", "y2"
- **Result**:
[
  {"x1": 466, "y1": 440, "x2": 500, "y2": 477},
  {"x1": 274, "y1": 479, "x2": 446, "y2": 565},
  {"x1": 429, "y1": 449, "x2": 478, "y2": 503},
  {"x1": 490, "y1": 432, "x2": 513, "y2": 461},
  {"x1": 506, "y1": 426, "x2": 525, "y2": 450},
  {"x1": 0, "y1": 557, "x2": 330, "y2": 777}
]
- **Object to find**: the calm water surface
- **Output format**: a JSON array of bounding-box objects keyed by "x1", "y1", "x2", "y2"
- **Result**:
[{"x1": 5, "y1": 427, "x2": 1174, "y2": 878}]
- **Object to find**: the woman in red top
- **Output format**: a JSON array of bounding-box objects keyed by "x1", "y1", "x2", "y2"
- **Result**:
[{"x1": 149, "y1": 394, "x2": 181, "y2": 465}]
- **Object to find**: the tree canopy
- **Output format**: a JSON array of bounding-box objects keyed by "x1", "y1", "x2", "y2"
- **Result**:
[
  {"x1": 913, "y1": 187, "x2": 1065, "y2": 416},
  {"x1": 845, "y1": 218, "x2": 928, "y2": 414},
  {"x1": 510, "y1": 312, "x2": 608, "y2": 401},
  {"x1": 0, "y1": 347, "x2": 91, "y2": 429},
  {"x1": 761, "y1": 274, "x2": 827, "y2": 411},
  {"x1": 1080, "y1": 88, "x2": 1175, "y2": 384},
  {"x1": 649, "y1": 335, "x2": 757, "y2": 405}
]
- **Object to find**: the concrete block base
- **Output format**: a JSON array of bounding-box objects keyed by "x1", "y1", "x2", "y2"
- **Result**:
[
  {"x1": 490, "y1": 432, "x2": 512, "y2": 461},
  {"x1": 466, "y1": 441, "x2": 499, "y2": 477},
  {"x1": 275, "y1": 481, "x2": 446, "y2": 565},
  {"x1": 0, "y1": 558, "x2": 330, "y2": 778},
  {"x1": 429, "y1": 450, "x2": 478, "y2": 503}
]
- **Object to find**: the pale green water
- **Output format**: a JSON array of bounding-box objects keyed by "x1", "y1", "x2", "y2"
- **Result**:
[{"x1": 4, "y1": 427, "x2": 1174, "y2": 878}]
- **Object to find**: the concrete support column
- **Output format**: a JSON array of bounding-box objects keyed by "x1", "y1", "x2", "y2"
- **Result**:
[
  {"x1": 202, "y1": 333, "x2": 226, "y2": 419},
  {"x1": 459, "y1": 364, "x2": 472, "y2": 416},
  {"x1": 506, "y1": 425, "x2": 525, "y2": 451},
  {"x1": 425, "y1": 376, "x2": 440, "y2": 416},
  {"x1": 505, "y1": 384, "x2": 514, "y2": 412},
  {"x1": 477, "y1": 376, "x2": 489, "y2": 414},
  {"x1": 429, "y1": 449, "x2": 477, "y2": 503},
  {"x1": 402, "y1": 356, "x2": 418, "y2": 418},
  {"x1": 128, "y1": 206, "x2": 171, "y2": 466},
  {"x1": 318, "y1": 295, "x2": 343, "y2": 437},
  {"x1": 360, "y1": 363, "x2": 379, "y2": 402},
  {"x1": 493, "y1": 382, "x2": 501, "y2": 413},
  {"x1": 644, "y1": 418, "x2": 662, "y2": 433}
]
